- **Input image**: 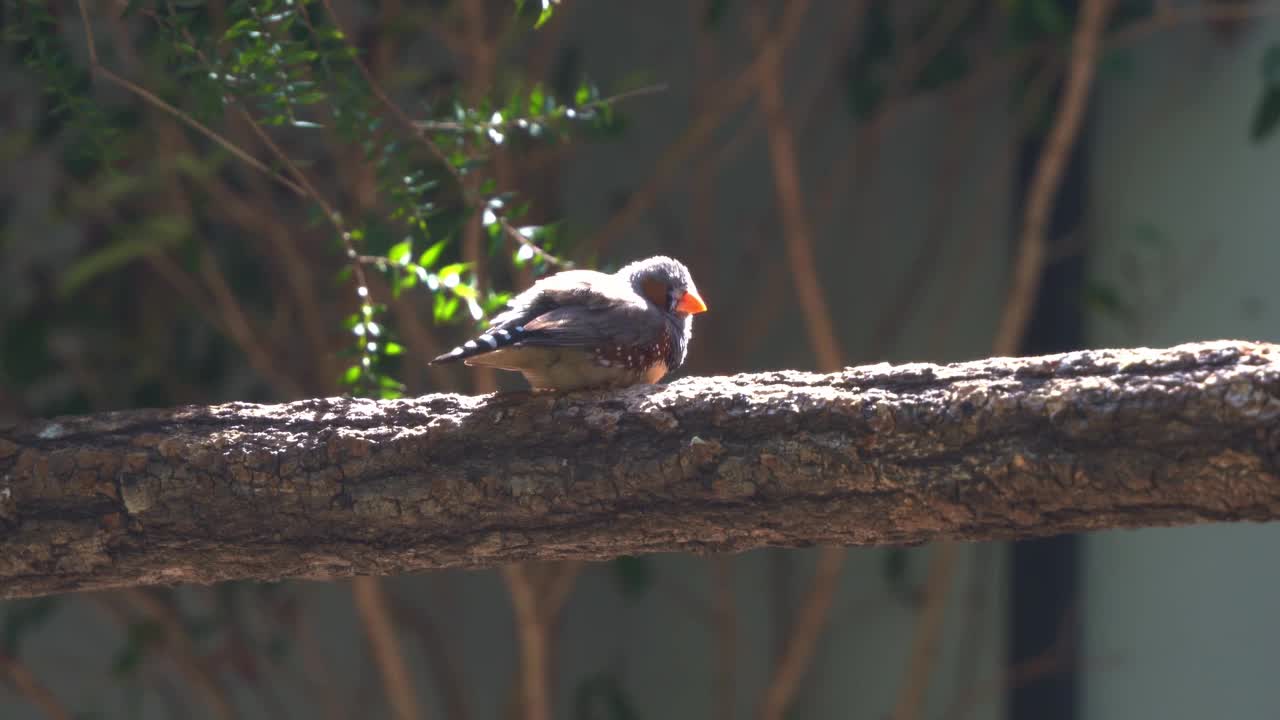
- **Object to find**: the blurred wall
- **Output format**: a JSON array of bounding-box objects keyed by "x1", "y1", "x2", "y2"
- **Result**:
[{"x1": 1084, "y1": 15, "x2": 1280, "y2": 720}]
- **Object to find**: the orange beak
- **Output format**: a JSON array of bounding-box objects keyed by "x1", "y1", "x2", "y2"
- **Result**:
[{"x1": 675, "y1": 290, "x2": 708, "y2": 315}]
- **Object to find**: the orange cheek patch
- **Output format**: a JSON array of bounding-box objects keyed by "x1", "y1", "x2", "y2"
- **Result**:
[{"x1": 640, "y1": 277, "x2": 668, "y2": 309}]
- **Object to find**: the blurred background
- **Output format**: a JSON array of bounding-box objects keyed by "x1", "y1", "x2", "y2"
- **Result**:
[{"x1": 3, "y1": 0, "x2": 1280, "y2": 718}]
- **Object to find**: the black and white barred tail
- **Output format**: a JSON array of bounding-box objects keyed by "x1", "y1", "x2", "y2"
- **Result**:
[{"x1": 429, "y1": 324, "x2": 528, "y2": 364}]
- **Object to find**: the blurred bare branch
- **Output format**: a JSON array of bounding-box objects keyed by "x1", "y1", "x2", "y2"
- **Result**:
[
  {"x1": 0, "y1": 651, "x2": 72, "y2": 720},
  {"x1": 393, "y1": 598, "x2": 473, "y2": 720},
  {"x1": 583, "y1": 0, "x2": 811, "y2": 257},
  {"x1": 993, "y1": 0, "x2": 1118, "y2": 357},
  {"x1": 711, "y1": 555, "x2": 737, "y2": 720},
  {"x1": 1111, "y1": 0, "x2": 1280, "y2": 47},
  {"x1": 107, "y1": 589, "x2": 238, "y2": 720},
  {"x1": 747, "y1": 6, "x2": 848, "y2": 718},
  {"x1": 503, "y1": 564, "x2": 551, "y2": 720},
  {"x1": 756, "y1": 547, "x2": 845, "y2": 720},
  {"x1": 352, "y1": 577, "x2": 425, "y2": 720},
  {"x1": 747, "y1": 0, "x2": 841, "y2": 373},
  {"x1": 890, "y1": 543, "x2": 960, "y2": 720}
]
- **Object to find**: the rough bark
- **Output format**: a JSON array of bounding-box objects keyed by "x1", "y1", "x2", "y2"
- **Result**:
[{"x1": 1, "y1": 340, "x2": 1278, "y2": 599}]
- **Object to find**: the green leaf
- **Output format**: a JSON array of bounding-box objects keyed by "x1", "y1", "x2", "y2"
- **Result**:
[
  {"x1": 1264, "y1": 44, "x2": 1280, "y2": 87},
  {"x1": 58, "y1": 225, "x2": 186, "y2": 298},
  {"x1": 452, "y1": 282, "x2": 478, "y2": 299},
  {"x1": 916, "y1": 44, "x2": 970, "y2": 92},
  {"x1": 845, "y1": 1, "x2": 894, "y2": 119},
  {"x1": 704, "y1": 0, "x2": 730, "y2": 28},
  {"x1": 609, "y1": 556, "x2": 653, "y2": 602},
  {"x1": 529, "y1": 84, "x2": 546, "y2": 115},
  {"x1": 882, "y1": 548, "x2": 922, "y2": 607},
  {"x1": 484, "y1": 291, "x2": 513, "y2": 313},
  {"x1": 418, "y1": 238, "x2": 448, "y2": 268},
  {"x1": 1251, "y1": 86, "x2": 1280, "y2": 142},
  {"x1": 572, "y1": 671, "x2": 640, "y2": 720},
  {"x1": 433, "y1": 293, "x2": 459, "y2": 323},
  {"x1": 1098, "y1": 47, "x2": 1135, "y2": 80},
  {"x1": 342, "y1": 365, "x2": 362, "y2": 384},
  {"x1": 388, "y1": 239, "x2": 413, "y2": 265},
  {"x1": 384, "y1": 342, "x2": 404, "y2": 356},
  {"x1": 535, "y1": 2, "x2": 555, "y2": 28},
  {"x1": 111, "y1": 621, "x2": 165, "y2": 678},
  {"x1": 882, "y1": 547, "x2": 910, "y2": 588},
  {"x1": 1028, "y1": 0, "x2": 1069, "y2": 36},
  {"x1": 223, "y1": 18, "x2": 257, "y2": 40},
  {"x1": 438, "y1": 262, "x2": 470, "y2": 282},
  {"x1": 1081, "y1": 281, "x2": 1135, "y2": 323},
  {"x1": 1133, "y1": 222, "x2": 1165, "y2": 249},
  {"x1": 2, "y1": 598, "x2": 60, "y2": 655}
]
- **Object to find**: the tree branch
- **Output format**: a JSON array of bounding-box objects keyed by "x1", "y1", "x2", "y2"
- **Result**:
[{"x1": 1, "y1": 341, "x2": 1278, "y2": 599}]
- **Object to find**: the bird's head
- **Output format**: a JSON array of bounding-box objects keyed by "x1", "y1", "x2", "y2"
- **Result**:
[{"x1": 620, "y1": 255, "x2": 708, "y2": 320}]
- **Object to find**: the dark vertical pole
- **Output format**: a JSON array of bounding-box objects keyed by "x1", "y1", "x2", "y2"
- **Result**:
[{"x1": 1007, "y1": 4, "x2": 1090, "y2": 718}]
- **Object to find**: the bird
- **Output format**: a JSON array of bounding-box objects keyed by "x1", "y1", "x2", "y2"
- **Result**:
[{"x1": 429, "y1": 255, "x2": 708, "y2": 390}]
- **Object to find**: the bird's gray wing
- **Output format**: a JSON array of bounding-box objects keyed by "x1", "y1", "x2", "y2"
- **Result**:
[
  {"x1": 455, "y1": 304, "x2": 662, "y2": 380},
  {"x1": 511, "y1": 304, "x2": 659, "y2": 348},
  {"x1": 430, "y1": 270, "x2": 653, "y2": 366},
  {"x1": 488, "y1": 270, "x2": 639, "y2": 329}
]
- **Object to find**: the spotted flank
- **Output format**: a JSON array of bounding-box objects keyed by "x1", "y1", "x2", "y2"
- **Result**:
[
  {"x1": 591, "y1": 326, "x2": 675, "y2": 372},
  {"x1": 430, "y1": 325, "x2": 527, "y2": 364}
]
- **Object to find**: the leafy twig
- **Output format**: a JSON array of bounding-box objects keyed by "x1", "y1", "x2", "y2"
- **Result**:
[
  {"x1": 410, "y1": 84, "x2": 669, "y2": 132},
  {"x1": 88, "y1": 64, "x2": 306, "y2": 198},
  {"x1": 316, "y1": 0, "x2": 572, "y2": 269}
]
